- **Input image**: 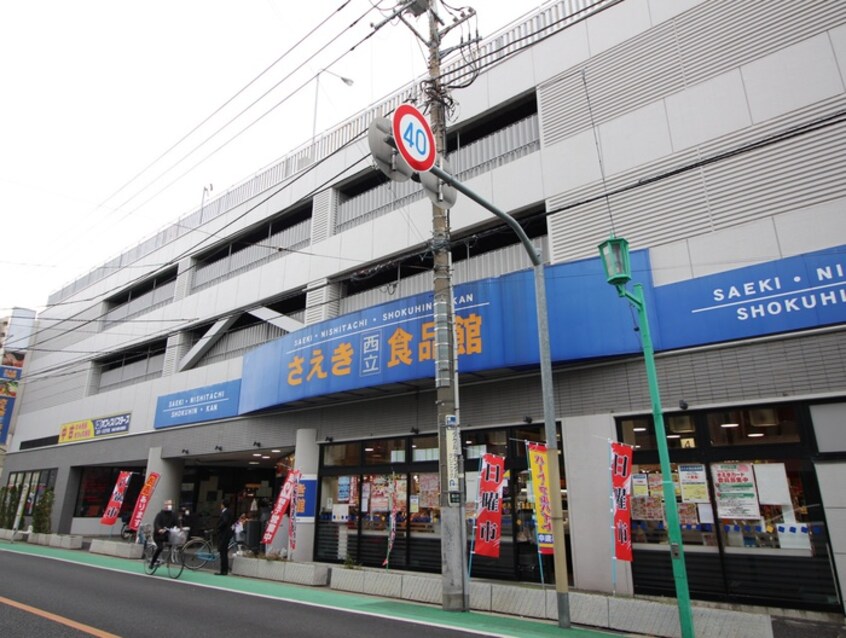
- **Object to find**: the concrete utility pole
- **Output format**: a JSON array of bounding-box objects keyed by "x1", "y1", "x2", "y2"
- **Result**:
[{"x1": 424, "y1": 1, "x2": 469, "y2": 612}]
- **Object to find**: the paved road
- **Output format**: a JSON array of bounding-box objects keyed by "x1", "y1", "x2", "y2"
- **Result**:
[{"x1": 0, "y1": 542, "x2": 623, "y2": 638}]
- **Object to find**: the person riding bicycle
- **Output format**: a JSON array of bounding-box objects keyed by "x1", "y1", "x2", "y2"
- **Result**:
[{"x1": 149, "y1": 499, "x2": 179, "y2": 568}]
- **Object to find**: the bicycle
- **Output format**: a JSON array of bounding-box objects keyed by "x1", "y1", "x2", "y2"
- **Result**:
[
  {"x1": 140, "y1": 524, "x2": 185, "y2": 579},
  {"x1": 120, "y1": 512, "x2": 136, "y2": 542},
  {"x1": 181, "y1": 529, "x2": 248, "y2": 570}
]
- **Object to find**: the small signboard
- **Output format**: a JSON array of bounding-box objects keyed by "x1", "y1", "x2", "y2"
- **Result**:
[{"x1": 154, "y1": 380, "x2": 241, "y2": 429}]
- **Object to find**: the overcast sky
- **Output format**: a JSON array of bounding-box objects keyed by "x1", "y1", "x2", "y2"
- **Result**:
[{"x1": 0, "y1": 1, "x2": 545, "y2": 315}]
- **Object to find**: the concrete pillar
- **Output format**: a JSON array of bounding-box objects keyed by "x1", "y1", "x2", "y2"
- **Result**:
[
  {"x1": 290, "y1": 428, "x2": 318, "y2": 562},
  {"x1": 143, "y1": 447, "x2": 183, "y2": 527}
]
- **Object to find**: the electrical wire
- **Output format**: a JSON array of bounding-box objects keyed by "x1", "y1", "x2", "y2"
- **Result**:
[{"x1": 49, "y1": 1, "x2": 360, "y2": 264}]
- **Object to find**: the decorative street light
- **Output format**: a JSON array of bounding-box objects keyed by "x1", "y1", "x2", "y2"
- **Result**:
[{"x1": 598, "y1": 235, "x2": 696, "y2": 638}]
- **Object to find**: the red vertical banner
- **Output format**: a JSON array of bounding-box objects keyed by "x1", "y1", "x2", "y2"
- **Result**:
[
  {"x1": 610, "y1": 441, "x2": 634, "y2": 562},
  {"x1": 383, "y1": 474, "x2": 400, "y2": 567},
  {"x1": 262, "y1": 469, "x2": 301, "y2": 545},
  {"x1": 100, "y1": 471, "x2": 133, "y2": 525},
  {"x1": 128, "y1": 472, "x2": 160, "y2": 531},
  {"x1": 473, "y1": 454, "x2": 506, "y2": 558},
  {"x1": 288, "y1": 474, "x2": 302, "y2": 550},
  {"x1": 527, "y1": 443, "x2": 555, "y2": 555}
]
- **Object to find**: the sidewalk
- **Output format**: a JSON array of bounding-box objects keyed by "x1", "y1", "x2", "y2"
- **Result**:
[{"x1": 0, "y1": 539, "x2": 637, "y2": 638}]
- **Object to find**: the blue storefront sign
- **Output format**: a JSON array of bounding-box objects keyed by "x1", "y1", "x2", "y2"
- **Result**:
[
  {"x1": 239, "y1": 251, "x2": 651, "y2": 413},
  {"x1": 653, "y1": 245, "x2": 846, "y2": 349},
  {"x1": 155, "y1": 380, "x2": 242, "y2": 429},
  {"x1": 0, "y1": 365, "x2": 21, "y2": 444},
  {"x1": 237, "y1": 244, "x2": 846, "y2": 415}
]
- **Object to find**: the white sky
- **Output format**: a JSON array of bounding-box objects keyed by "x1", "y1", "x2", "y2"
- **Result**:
[{"x1": 0, "y1": 1, "x2": 544, "y2": 315}]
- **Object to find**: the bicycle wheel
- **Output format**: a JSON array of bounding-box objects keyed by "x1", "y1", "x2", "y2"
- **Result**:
[
  {"x1": 181, "y1": 538, "x2": 211, "y2": 570},
  {"x1": 120, "y1": 524, "x2": 135, "y2": 542},
  {"x1": 167, "y1": 545, "x2": 184, "y2": 579},
  {"x1": 143, "y1": 542, "x2": 158, "y2": 575}
]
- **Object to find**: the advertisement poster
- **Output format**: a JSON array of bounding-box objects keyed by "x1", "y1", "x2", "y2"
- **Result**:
[
  {"x1": 648, "y1": 473, "x2": 663, "y2": 498},
  {"x1": 610, "y1": 442, "x2": 633, "y2": 561},
  {"x1": 712, "y1": 463, "x2": 760, "y2": 519},
  {"x1": 678, "y1": 502, "x2": 700, "y2": 526},
  {"x1": 527, "y1": 442, "x2": 554, "y2": 555},
  {"x1": 678, "y1": 464, "x2": 710, "y2": 503},
  {"x1": 418, "y1": 473, "x2": 440, "y2": 509},
  {"x1": 473, "y1": 454, "x2": 506, "y2": 558},
  {"x1": 632, "y1": 496, "x2": 665, "y2": 521},
  {"x1": 632, "y1": 474, "x2": 649, "y2": 497}
]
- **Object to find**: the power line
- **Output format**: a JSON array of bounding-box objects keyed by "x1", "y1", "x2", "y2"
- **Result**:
[{"x1": 48, "y1": 1, "x2": 361, "y2": 266}]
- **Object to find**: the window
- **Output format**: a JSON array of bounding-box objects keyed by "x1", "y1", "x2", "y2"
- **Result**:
[
  {"x1": 707, "y1": 406, "x2": 800, "y2": 446},
  {"x1": 364, "y1": 437, "x2": 405, "y2": 465},
  {"x1": 323, "y1": 442, "x2": 361, "y2": 467}
]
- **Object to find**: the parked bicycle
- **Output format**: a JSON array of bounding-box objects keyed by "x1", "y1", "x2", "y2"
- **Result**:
[
  {"x1": 181, "y1": 529, "x2": 248, "y2": 570},
  {"x1": 120, "y1": 511, "x2": 136, "y2": 542},
  {"x1": 140, "y1": 523, "x2": 186, "y2": 579}
]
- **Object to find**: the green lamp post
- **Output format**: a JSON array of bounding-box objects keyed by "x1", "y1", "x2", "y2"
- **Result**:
[{"x1": 598, "y1": 236, "x2": 696, "y2": 638}]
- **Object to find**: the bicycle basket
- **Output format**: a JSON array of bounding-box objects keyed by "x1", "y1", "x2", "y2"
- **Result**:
[{"x1": 168, "y1": 528, "x2": 187, "y2": 546}]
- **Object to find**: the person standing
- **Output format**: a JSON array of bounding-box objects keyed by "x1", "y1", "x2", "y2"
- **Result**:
[
  {"x1": 215, "y1": 498, "x2": 235, "y2": 575},
  {"x1": 149, "y1": 499, "x2": 178, "y2": 568}
]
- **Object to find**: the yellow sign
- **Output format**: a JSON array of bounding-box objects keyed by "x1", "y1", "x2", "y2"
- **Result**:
[
  {"x1": 59, "y1": 419, "x2": 95, "y2": 444},
  {"x1": 527, "y1": 442, "x2": 554, "y2": 555}
]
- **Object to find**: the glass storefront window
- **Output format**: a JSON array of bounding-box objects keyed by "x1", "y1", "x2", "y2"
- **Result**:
[
  {"x1": 463, "y1": 428, "x2": 507, "y2": 459},
  {"x1": 708, "y1": 406, "x2": 801, "y2": 446},
  {"x1": 412, "y1": 435, "x2": 438, "y2": 462},
  {"x1": 75, "y1": 467, "x2": 116, "y2": 517},
  {"x1": 512, "y1": 426, "x2": 545, "y2": 458},
  {"x1": 360, "y1": 474, "x2": 407, "y2": 532},
  {"x1": 364, "y1": 438, "x2": 406, "y2": 464},
  {"x1": 620, "y1": 416, "x2": 693, "y2": 450},
  {"x1": 323, "y1": 442, "x2": 361, "y2": 466},
  {"x1": 410, "y1": 472, "x2": 440, "y2": 535}
]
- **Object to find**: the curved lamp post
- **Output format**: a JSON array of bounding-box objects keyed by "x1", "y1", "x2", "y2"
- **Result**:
[{"x1": 598, "y1": 236, "x2": 695, "y2": 638}]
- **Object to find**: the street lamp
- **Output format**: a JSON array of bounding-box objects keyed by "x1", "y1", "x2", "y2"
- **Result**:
[
  {"x1": 598, "y1": 235, "x2": 695, "y2": 638},
  {"x1": 311, "y1": 69, "x2": 354, "y2": 148}
]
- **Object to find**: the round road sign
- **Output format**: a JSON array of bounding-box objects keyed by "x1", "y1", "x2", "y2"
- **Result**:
[{"x1": 392, "y1": 103, "x2": 436, "y2": 173}]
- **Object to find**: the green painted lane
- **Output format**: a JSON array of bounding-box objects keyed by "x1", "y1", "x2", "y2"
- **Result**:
[{"x1": 0, "y1": 540, "x2": 626, "y2": 638}]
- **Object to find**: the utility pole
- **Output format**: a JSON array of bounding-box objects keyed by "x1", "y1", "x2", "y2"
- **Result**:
[{"x1": 425, "y1": 1, "x2": 468, "y2": 612}]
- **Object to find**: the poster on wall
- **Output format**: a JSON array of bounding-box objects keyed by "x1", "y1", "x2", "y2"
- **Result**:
[
  {"x1": 712, "y1": 463, "x2": 760, "y2": 519},
  {"x1": 678, "y1": 464, "x2": 710, "y2": 503},
  {"x1": 632, "y1": 474, "x2": 649, "y2": 497},
  {"x1": 632, "y1": 496, "x2": 664, "y2": 521}
]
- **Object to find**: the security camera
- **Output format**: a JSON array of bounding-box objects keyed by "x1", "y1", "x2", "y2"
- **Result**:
[{"x1": 679, "y1": 400, "x2": 689, "y2": 411}]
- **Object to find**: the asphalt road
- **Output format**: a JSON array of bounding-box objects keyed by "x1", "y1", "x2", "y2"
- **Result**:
[{"x1": 0, "y1": 549, "x2": 608, "y2": 638}]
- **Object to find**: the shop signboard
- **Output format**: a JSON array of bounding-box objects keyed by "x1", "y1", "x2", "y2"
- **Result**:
[
  {"x1": 654, "y1": 244, "x2": 846, "y2": 349},
  {"x1": 240, "y1": 252, "x2": 649, "y2": 413},
  {"x1": 0, "y1": 365, "x2": 21, "y2": 444},
  {"x1": 154, "y1": 380, "x2": 241, "y2": 429},
  {"x1": 59, "y1": 412, "x2": 131, "y2": 444},
  {"x1": 239, "y1": 245, "x2": 846, "y2": 413}
]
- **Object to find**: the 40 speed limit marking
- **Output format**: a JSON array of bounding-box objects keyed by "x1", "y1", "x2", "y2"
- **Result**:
[{"x1": 392, "y1": 103, "x2": 436, "y2": 172}]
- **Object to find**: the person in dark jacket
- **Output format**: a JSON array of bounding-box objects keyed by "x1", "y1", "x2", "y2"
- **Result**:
[
  {"x1": 149, "y1": 499, "x2": 178, "y2": 568},
  {"x1": 215, "y1": 498, "x2": 235, "y2": 575}
]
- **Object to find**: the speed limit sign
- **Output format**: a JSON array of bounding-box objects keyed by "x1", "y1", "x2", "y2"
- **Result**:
[{"x1": 392, "y1": 103, "x2": 436, "y2": 172}]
